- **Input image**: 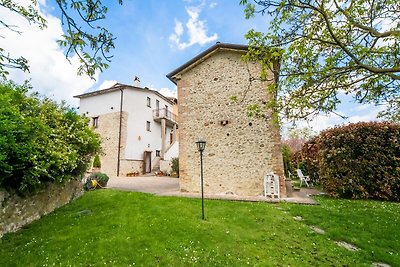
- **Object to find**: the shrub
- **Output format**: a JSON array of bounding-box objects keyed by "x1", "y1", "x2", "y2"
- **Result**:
[
  {"x1": 0, "y1": 81, "x2": 101, "y2": 194},
  {"x1": 318, "y1": 122, "x2": 400, "y2": 201},
  {"x1": 93, "y1": 155, "x2": 101, "y2": 168},
  {"x1": 171, "y1": 157, "x2": 179, "y2": 177},
  {"x1": 281, "y1": 144, "x2": 293, "y2": 178},
  {"x1": 88, "y1": 172, "x2": 109, "y2": 188},
  {"x1": 299, "y1": 137, "x2": 320, "y2": 184}
]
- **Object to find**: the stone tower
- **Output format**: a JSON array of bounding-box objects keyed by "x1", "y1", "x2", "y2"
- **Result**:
[{"x1": 167, "y1": 43, "x2": 286, "y2": 197}]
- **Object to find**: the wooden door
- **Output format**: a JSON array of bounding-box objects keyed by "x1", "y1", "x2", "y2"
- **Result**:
[{"x1": 143, "y1": 151, "x2": 152, "y2": 173}]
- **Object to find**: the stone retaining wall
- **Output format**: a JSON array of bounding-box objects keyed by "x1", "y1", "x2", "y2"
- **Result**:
[{"x1": 0, "y1": 179, "x2": 84, "y2": 238}]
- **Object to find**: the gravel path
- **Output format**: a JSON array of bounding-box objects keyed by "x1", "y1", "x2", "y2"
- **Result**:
[
  {"x1": 107, "y1": 176, "x2": 180, "y2": 195},
  {"x1": 107, "y1": 176, "x2": 319, "y2": 204}
]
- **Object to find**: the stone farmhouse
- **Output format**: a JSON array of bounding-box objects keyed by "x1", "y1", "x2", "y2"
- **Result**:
[
  {"x1": 167, "y1": 42, "x2": 286, "y2": 197},
  {"x1": 74, "y1": 80, "x2": 178, "y2": 177}
]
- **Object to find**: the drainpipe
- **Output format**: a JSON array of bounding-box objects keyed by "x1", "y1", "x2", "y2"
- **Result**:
[{"x1": 117, "y1": 88, "x2": 124, "y2": 176}]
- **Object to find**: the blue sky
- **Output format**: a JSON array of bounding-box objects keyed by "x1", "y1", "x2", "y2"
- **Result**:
[
  {"x1": 1, "y1": 0, "x2": 383, "y2": 133},
  {"x1": 78, "y1": 0, "x2": 268, "y2": 91}
]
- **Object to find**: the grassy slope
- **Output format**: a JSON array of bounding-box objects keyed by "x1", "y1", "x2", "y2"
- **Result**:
[
  {"x1": 0, "y1": 190, "x2": 398, "y2": 266},
  {"x1": 284, "y1": 196, "x2": 400, "y2": 266}
]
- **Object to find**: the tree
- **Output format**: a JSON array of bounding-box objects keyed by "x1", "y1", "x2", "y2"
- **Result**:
[
  {"x1": 240, "y1": 0, "x2": 400, "y2": 122},
  {"x1": 0, "y1": 0, "x2": 122, "y2": 79},
  {"x1": 283, "y1": 126, "x2": 315, "y2": 152}
]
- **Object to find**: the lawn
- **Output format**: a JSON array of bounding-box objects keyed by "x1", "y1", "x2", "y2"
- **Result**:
[{"x1": 0, "y1": 190, "x2": 398, "y2": 266}]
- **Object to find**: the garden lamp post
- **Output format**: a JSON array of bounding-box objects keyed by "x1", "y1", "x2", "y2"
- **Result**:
[{"x1": 196, "y1": 139, "x2": 206, "y2": 220}]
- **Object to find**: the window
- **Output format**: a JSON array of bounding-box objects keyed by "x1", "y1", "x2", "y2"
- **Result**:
[
  {"x1": 147, "y1": 97, "x2": 151, "y2": 107},
  {"x1": 92, "y1": 117, "x2": 99, "y2": 128},
  {"x1": 156, "y1": 150, "x2": 160, "y2": 157},
  {"x1": 155, "y1": 99, "x2": 160, "y2": 116},
  {"x1": 146, "y1": 121, "x2": 151, "y2": 131}
]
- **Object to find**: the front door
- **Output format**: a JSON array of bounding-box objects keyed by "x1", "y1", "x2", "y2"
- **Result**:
[{"x1": 143, "y1": 151, "x2": 152, "y2": 173}]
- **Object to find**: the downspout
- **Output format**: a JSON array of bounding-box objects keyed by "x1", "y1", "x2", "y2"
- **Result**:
[{"x1": 117, "y1": 88, "x2": 124, "y2": 176}]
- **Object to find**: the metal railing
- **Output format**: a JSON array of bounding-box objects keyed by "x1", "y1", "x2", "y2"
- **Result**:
[{"x1": 153, "y1": 108, "x2": 177, "y2": 123}]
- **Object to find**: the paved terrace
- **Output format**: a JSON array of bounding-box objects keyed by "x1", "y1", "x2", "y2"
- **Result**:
[{"x1": 107, "y1": 176, "x2": 320, "y2": 205}]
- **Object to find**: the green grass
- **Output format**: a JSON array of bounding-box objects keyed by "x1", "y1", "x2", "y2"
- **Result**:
[
  {"x1": 283, "y1": 196, "x2": 400, "y2": 266},
  {"x1": 0, "y1": 190, "x2": 398, "y2": 266}
]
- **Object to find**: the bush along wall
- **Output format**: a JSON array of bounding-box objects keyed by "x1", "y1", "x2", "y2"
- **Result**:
[
  {"x1": 299, "y1": 137, "x2": 320, "y2": 184},
  {"x1": 318, "y1": 122, "x2": 400, "y2": 201},
  {"x1": 0, "y1": 81, "x2": 101, "y2": 194}
]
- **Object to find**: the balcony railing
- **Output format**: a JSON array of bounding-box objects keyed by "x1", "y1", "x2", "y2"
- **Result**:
[{"x1": 153, "y1": 108, "x2": 177, "y2": 125}]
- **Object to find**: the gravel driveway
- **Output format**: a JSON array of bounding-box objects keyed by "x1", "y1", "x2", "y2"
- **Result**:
[{"x1": 107, "y1": 176, "x2": 180, "y2": 195}]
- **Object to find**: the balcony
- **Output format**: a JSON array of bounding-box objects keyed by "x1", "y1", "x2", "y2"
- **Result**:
[{"x1": 153, "y1": 108, "x2": 178, "y2": 127}]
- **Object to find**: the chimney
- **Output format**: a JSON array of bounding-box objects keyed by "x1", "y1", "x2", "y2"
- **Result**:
[{"x1": 134, "y1": 76, "x2": 141, "y2": 87}]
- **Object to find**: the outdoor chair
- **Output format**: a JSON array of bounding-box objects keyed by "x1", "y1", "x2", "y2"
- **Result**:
[
  {"x1": 296, "y1": 169, "x2": 312, "y2": 187},
  {"x1": 264, "y1": 172, "x2": 280, "y2": 198}
]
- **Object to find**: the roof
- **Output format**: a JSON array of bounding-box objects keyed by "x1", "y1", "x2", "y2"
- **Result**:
[
  {"x1": 166, "y1": 42, "x2": 249, "y2": 84},
  {"x1": 73, "y1": 83, "x2": 175, "y2": 105}
]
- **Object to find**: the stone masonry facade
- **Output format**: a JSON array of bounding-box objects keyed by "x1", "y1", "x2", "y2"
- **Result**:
[
  {"x1": 175, "y1": 47, "x2": 286, "y2": 197},
  {"x1": 94, "y1": 111, "x2": 142, "y2": 176}
]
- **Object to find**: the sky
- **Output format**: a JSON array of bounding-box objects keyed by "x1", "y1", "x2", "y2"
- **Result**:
[{"x1": 0, "y1": 0, "x2": 383, "y2": 134}]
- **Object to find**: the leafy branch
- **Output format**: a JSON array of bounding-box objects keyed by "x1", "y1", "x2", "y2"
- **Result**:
[
  {"x1": 0, "y1": 0, "x2": 122, "y2": 79},
  {"x1": 241, "y1": 0, "x2": 400, "y2": 121}
]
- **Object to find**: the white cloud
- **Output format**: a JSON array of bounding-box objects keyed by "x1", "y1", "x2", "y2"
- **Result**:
[
  {"x1": 95, "y1": 80, "x2": 118, "y2": 90},
  {"x1": 283, "y1": 103, "x2": 384, "y2": 135},
  {"x1": 169, "y1": 5, "x2": 218, "y2": 50},
  {"x1": 1, "y1": 1, "x2": 97, "y2": 106},
  {"x1": 209, "y1": 2, "x2": 217, "y2": 8},
  {"x1": 174, "y1": 19, "x2": 184, "y2": 36},
  {"x1": 158, "y1": 87, "x2": 177, "y2": 98}
]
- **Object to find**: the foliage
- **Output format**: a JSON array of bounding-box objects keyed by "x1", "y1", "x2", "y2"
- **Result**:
[
  {"x1": 2, "y1": 190, "x2": 396, "y2": 266},
  {"x1": 298, "y1": 136, "x2": 320, "y2": 184},
  {"x1": 92, "y1": 154, "x2": 101, "y2": 168},
  {"x1": 281, "y1": 143, "x2": 293, "y2": 178},
  {"x1": 318, "y1": 122, "x2": 400, "y2": 200},
  {"x1": 240, "y1": 0, "x2": 400, "y2": 122},
  {"x1": 171, "y1": 157, "x2": 179, "y2": 177},
  {"x1": 284, "y1": 126, "x2": 315, "y2": 151},
  {"x1": 88, "y1": 172, "x2": 109, "y2": 187},
  {"x1": 0, "y1": 81, "x2": 101, "y2": 193},
  {"x1": 0, "y1": 0, "x2": 123, "y2": 78}
]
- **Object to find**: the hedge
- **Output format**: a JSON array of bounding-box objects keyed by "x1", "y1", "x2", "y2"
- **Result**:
[
  {"x1": 299, "y1": 137, "x2": 320, "y2": 184},
  {"x1": 0, "y1": 81, "x2": 101, "y2": 194},
  {"x1": 318, "y1": 122, "x2": 400, "y2": 201}
]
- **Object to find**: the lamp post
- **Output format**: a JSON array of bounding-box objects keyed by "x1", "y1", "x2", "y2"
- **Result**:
[{"x1": 195, "y1": 139, "x2": 206, "y2": 220}]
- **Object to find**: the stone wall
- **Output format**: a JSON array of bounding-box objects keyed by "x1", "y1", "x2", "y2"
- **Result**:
[
  {"x1": 0, "y1": 179, "x2": 84, "y2": 238},
  {"x1": 95, "y1": 111, "x2": 128, "y2": 177},
  {"x1": 119, "y1": 159, "x2": 143, "y2": 176},
  {"x1": 177, "y1": 49, "x2": 286, "y2": 197},
  {"x1": 160, "y1": 159, "x2": 172, "y2": 174}
]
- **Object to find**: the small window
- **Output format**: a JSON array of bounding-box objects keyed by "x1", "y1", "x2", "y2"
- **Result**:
[
  {"x1": 92, "y1": 117, "x2": 99, "y2": 128},
  {"x1": 146, "y1": 121, "x2": 151, "y2": 131},
  {"x1": 156, "y1": 150, "x2": 160, "y2": 157},
  {"x1": 147, "y1": 97, "x2": 151, "y2": 107}
]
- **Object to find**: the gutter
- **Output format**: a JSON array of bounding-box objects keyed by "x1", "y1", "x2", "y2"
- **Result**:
[{"x1": 117, "y1": 88, "x2": 124, "y2": 176}]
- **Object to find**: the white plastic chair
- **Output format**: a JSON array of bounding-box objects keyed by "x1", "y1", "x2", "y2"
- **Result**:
[
  {"x1": 296, "y1": 169, "x2": 311, "y2": 187},
  {"x1": 264, "y1": 172, "x2": 280, "y2": 198}
]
